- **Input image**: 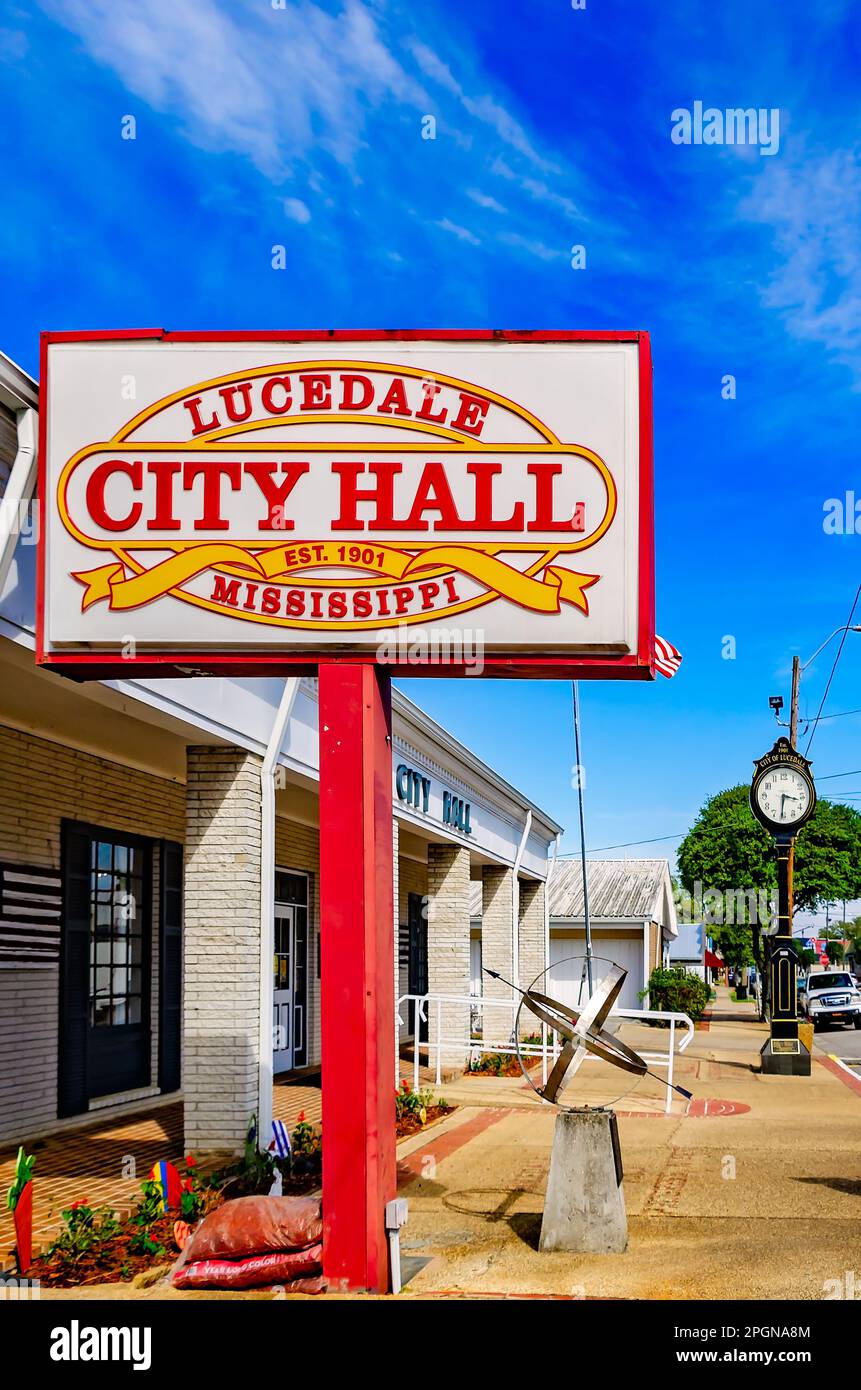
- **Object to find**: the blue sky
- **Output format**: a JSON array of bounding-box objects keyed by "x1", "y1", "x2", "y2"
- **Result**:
[{"x1": 3, "y1": 0, "x2": 861, "y2": 886}]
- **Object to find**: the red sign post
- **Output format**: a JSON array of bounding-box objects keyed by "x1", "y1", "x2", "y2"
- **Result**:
[{"x1": 318, "y1": 664, "x2": 396, "y2": 1291}]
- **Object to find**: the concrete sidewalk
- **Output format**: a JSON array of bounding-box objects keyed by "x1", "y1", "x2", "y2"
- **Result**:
[
  {"x1": 392, "y1": 987, "x2": 861, "y2": 1299},
  {"x1": 31, "y1": 988, "x2": 861, "y2": 1300}
]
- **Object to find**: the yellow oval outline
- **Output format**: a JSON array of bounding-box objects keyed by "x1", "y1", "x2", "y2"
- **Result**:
[{"x1": 58, "y1": 441, "x2": 617, "y2": 556}]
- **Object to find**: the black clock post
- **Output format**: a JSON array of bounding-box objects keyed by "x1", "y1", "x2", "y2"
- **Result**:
[{"x1": 750, "y1": 737, "x2": 816, "y2": 1076}]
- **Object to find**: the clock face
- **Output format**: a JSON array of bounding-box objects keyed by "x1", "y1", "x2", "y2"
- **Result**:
[{"x1": 755, "y1": 766, "x2": 812, "y2": 826}]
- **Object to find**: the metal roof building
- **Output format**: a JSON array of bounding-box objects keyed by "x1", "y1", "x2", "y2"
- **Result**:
[{"x1": 546, "y1": 858, "x2": 678, "y2": 1012}]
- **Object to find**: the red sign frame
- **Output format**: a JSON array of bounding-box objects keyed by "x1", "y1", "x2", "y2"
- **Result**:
[{"x1": 36, "y1": 328, "x2": 654, "y2": 680}]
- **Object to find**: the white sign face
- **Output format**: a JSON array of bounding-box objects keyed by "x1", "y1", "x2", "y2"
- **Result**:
[{"x1": 38, "y1": 332, "x2": 653, "y2": 676}]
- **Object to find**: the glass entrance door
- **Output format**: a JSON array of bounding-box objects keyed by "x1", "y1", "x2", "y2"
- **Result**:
[{"x1": 273, "y1": 902, "x2": 295, "y2": 1074}]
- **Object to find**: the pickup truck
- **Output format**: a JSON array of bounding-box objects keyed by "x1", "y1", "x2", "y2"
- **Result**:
[{"x1": 799, "y1": 971, "x2": 861, "y2": 1029}]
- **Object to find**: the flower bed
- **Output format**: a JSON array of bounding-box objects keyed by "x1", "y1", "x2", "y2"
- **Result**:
[
  {"x1": 29, "y1": 1156, "x2": 214, "y2": 1289},
  {"x1": 23, "y1": 1094, "x2": 454, "y2": 1288},
  {"x1": 394, "y1": 1082, "x2": 452, "y2": 1137},
  {"x1": 27, "y1": 1112, "x2": 326, "y2": 1289}
]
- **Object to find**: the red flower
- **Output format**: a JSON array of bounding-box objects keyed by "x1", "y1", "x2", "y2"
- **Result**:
[
  {"x1": 181, "y1": 1177, "x2": 193, "y2": 1192},
  {"x1": 401, "y1": 1080, "x2": 410, "y2": 1093},
  {"x1": 69, "y1": 1199, "x2": 89, "y2": 1210},
  {"x1": 296, "y1": 1110, "x2": 306, "y2": 1123},
  {"x1": 184, "y1": 1154, "x2": 198, "y2": 1169}
]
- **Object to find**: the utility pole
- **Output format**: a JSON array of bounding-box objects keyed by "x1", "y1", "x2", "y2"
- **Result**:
[{"x1": 787, "y1": 654, "x2": 801, "y2": 928}]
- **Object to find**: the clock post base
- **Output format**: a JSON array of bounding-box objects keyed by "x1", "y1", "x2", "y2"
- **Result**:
[{"x1": 760, "y1": 1037, "x2": 811, "y2": 1076}]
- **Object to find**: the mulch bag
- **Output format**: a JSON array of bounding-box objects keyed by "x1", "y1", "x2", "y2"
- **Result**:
[
  {"x1": 173, "y1": 1245, "x2": 324, "y2": 1292},
  {"x1": 181, "y1": 1196, "x2": 322, "y2": 1265}
]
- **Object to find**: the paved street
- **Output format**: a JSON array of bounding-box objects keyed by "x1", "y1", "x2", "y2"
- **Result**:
[{"x1": 813, "y1": 1020, "x2": 861, "y2": 1065}]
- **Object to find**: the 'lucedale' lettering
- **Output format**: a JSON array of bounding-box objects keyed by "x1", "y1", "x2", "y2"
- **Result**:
[{"x1": 181, "y1": 370, "x2": 493, "y2": 438}]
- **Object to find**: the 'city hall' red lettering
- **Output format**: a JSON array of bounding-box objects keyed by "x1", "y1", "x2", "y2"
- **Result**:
[{"x1": 83, "y1": 457, "x2": 586, "y2": 535}]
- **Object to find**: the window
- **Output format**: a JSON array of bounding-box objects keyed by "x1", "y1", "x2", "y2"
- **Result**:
[
  {"x1": 89, "y1": 835, "x2": 146, "y2": 1027},
  {"x1": 809, "y1": 973, "x2": 852, "y2": 992}
]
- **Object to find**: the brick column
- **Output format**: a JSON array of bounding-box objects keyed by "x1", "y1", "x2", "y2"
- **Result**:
[
  {"x1": 183, "y1": 746, "x2": 263, "y2": 1154},
  {"x1": 481, "y1": 866, "x2": 514, "y2": 1043},
  {"x1": 427, "y1": 843, "x2": 471, "y2": 1073},
  {"x1": 518, "y1": 879, "x2": 547, "y2": 1035}
]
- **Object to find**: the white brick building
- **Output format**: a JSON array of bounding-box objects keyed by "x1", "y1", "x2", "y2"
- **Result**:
[{"x1": 0, "y1": 350, "x2": 562, "y2": 1153}]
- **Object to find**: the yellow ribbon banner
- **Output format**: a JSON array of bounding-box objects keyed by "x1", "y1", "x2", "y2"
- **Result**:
[{"x1": 73, "y1": 541, "x2": 599, "y2": 616}]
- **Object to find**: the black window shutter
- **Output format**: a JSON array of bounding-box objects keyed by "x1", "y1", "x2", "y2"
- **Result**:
[
  {"x1": 408, "y1": 892, "x2": 429, "y2": 1042},
  {"x1": 158, "y1": 840, "x2": 183, "y2": 1093},
  {"x1": 408, "y1": 892, "x2": 428, "y2": 995},
  {"x1": 58, "y1": 823, "x2": 92, "y2": 1118}
]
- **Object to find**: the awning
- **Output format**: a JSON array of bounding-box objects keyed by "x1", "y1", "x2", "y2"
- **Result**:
[{"x1": 704, "y1": 949, "x2": 723, "y2": 969}]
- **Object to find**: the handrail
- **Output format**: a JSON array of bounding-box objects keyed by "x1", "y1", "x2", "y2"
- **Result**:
[{"x1": 396, "y1": 991, "x2": 693, "y2": 1114}]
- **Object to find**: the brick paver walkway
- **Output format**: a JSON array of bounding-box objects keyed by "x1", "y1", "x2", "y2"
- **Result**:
[
  {"x1": 0, "y1": 1053, "x2": 446, "y2": 1269},
  {"x1": 0, "y1": 1073, "x2": 325, "y2": 1269}
]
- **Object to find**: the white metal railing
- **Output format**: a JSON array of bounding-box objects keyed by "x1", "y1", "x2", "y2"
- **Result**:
[{"x1": 396, "y1": 991, "x2": 694, "y2": 1114}]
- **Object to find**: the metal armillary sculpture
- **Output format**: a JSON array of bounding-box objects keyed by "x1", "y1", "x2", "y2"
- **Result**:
[{"x1": 485, "y1": 958, "x2": 693, "y2": 1110}]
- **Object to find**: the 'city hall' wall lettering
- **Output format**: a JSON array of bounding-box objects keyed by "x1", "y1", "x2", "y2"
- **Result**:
[
  {"x1": 396, "y1": 763, "x2": 471, "y2": 835},
  {"x1": 395, "y1": 763, "x2": 430, "y2": 813}
]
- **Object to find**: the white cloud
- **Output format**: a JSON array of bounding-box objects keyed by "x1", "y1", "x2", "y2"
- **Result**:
[
  {"x1": 38, "y1": 0, "x2": 428, "y2": 177},
  {"x1": 407, "y1": 38, "x2": 557, "y2": 173},
  {"x1": 37, "y1": 0, "x2": 597, "y2": 272},
  {"x1": 283, "y1": 197, "x2": 311, "y2": 224},
  {"x1": 740, "y1": 143, "x2": 861, "y2": 382},
  {"x1": 435, "y1": 218, "x2": 480, "y2": 245},
  {"x1": 492, "y1": 157, "x2": 582, "y2": 220},
  {"x1": 466, "y1": 187, "x2": 506, "y2": 214},
  {"x1": 499, "y1": 231, "x2": 562, "y2": 262}
]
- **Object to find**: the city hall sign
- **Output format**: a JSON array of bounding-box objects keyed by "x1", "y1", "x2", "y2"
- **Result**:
[{"x1": 38, "y1": 331, "x2": 654, "y2": 677}]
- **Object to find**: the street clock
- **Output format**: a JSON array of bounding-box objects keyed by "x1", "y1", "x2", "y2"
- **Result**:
[{"x1": 750, "y1": 737, "x2": 816, "y2": 835}]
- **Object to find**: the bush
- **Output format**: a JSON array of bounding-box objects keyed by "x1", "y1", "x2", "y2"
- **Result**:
[{"x1": 640, "y1": 966, "x2": 711, "y2": 1021}]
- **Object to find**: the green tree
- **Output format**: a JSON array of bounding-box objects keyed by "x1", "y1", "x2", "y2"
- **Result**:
[
  {"x1": 678, "y1": 786, "x2": 861, "y2": 915},
  {"x1": 844, "y1": 919, "x2": 861, "y2": 961},
  {"x1": 677, "y1": 787, "x2": 775, "y2": 908},
  {"x1": 710, "y1": 923, "x2": 755, "y2": 972},
  {"x1": 677, "y1": 786, "x2": 861, "y2": 1013},
  {"x1": 793, "y1": 800, "x2": 861, "y2": 909}
]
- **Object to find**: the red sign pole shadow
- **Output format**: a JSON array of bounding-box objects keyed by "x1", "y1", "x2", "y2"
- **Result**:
[{"x1": 319, "y1": 663, "x2": 397, "y2": 1292}]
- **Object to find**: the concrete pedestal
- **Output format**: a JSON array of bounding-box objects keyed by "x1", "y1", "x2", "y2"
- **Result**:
[
  {"x1": 760, "y1": 1038, "x2": 811, "y2": 1075},
  {"x1": 539, "y1": 1108, "x2": 628, "y2": 1254}
]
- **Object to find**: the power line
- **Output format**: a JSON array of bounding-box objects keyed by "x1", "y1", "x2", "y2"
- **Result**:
[
  {"x1": 559, "y1": 765, "x2": 861, "y2": 859},
  {"x1": 558, "y1": 832, "x2": 685, "y2": 856},
  {"x1": 803, "y1": 707, "x2": 861, "y2": 724},
  {"x1": 805, "y1": 581, "x2": 861, "y2": 754}
]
